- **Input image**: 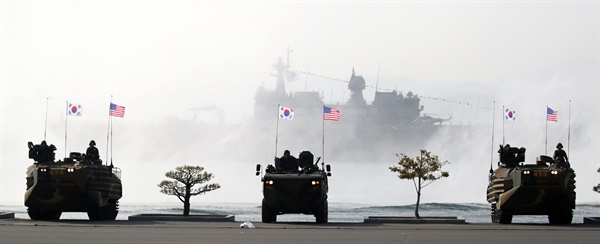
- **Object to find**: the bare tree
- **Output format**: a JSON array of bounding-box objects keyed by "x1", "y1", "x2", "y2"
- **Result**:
[
  {"x1": 158, "y1": 165, "x2": 220, "y2": 216},
  {"x1": 389, "y1": 149, "x2": 449, "y2": 218}
]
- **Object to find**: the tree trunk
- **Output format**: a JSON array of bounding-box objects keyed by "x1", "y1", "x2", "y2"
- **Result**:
[
  {"x1": 183, "y1": 185, "x2": 191, "y2": 216},
  {"x1": 415, "y1": 190, "x2": 421, "y2": 219},
  {"x1": 415, "y1": 175, "x2": 422, "y2": 219},
  {"x1": 183, "y1": 199, "x2": 190, "y2": 216}
]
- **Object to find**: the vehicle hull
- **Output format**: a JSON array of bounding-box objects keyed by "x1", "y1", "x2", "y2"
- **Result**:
[{"x1": 25, "y1": 163, "x2": 122, "y2": 220}]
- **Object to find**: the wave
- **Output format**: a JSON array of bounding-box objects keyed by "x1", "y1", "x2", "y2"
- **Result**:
[
  {"x1": 577, "y1": 203, "x2": 600, "y2": 208},
  {"x1": 353, "y1": 202, "x2": 490, "y2": 212}
]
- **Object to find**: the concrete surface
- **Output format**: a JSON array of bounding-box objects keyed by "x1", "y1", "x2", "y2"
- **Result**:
[{"x1": 1, "y1": 218, "x2": 599, "y2": 244}]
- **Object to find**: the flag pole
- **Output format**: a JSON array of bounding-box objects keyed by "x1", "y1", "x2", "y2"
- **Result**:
[
  {"x1": 502, "y1": 105, "x2": 505, "y2": 145},
  {"x1": 322, "y1": 105, "x2": 325, "y2": 166},
  {"x1": 568, "y1": 100, "x2": 571, "y2": 155},
  {"x1": 110, "y1": 106, "x2": 114, "y2": 167},
  {"x1": 105, "y1": 95, "x2": 112, "y2": 164},
  {"x1": 490, "y1": 101, "x2": 496, "y2": 176},
  {"x1": 545, "y1": 105, "x2": 548, "y2": 155},
  {"x1": 64, "y1": 101, "x2": 68, "y2": 158},
  {"x1": 106, "y1": 96, "x2": 112, "y2": 165},
  {"x1": 44, "y1": 97, "x2": 49, "y2": 141},
  {"x1": 275, "y1": 104, "x2": 280, "y2": 158}
]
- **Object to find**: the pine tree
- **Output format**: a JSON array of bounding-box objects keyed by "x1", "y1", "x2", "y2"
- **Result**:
[{"x1": 158, "y1": 165, "x2": 220, "y2": 216}]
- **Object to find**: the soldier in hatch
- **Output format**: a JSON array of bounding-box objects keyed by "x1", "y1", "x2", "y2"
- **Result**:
[
  {"x1": 278, "y1": 150, "x2": 299, "y2": 172},
  {"x1": 553, "y1": 143, "x2": 569, "y2": 166},
  {"x1": 86, "y1": 140, "x2": 101, "y2": 165}
]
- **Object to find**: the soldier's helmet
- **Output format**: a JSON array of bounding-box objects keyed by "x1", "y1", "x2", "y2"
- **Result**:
[
  {"x1": 89, "y1": 140, "x2": 96, "y2": 146},
  {"x1": 556, "y1": 143, "x2": 563, "y2": 149}
]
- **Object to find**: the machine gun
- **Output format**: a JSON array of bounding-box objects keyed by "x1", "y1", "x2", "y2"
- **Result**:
[
  {"x1": 28, "y1": 141, "x2": 57, "y2": 164},
  {"x1": 498, "y1": 144, "x2": 525, "y2": 168}
]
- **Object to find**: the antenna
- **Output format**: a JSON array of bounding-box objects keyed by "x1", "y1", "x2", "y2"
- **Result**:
[
  {"x1": 44, "y1": 97, "x2": 49, "y2": 141},
  {"x1": 568, "y1": 100, "x2": 571, "y2": 155},
  {"x1": 490, "y1": 101, "x2": 496, "y2": 176}
]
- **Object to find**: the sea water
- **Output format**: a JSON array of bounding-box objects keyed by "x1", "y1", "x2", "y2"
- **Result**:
[{"x1": 2, "y1": 202, "x2": 598, "y2": 223}]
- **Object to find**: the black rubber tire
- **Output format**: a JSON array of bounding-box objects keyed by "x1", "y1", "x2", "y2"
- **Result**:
[
  {"x1": 27, "y1": 207, "x2": 42, "y2": 220},
  {"x1": 261, "y1": 199, "x2": 276, "y2": 223},
  {"x1": 315, "y1": 199, "x2": 328, "y2": 223},
  {"x1": 87, "y1": 200, "x2": 119, "y2": 220},
  {"x1": 87, "y1": 209, "x2": 101, "y2": 220},
  {"x1": 28, "y1": 208, "x2": 61, "y2": 220},
  {"x1": 548, "y1": 209, "x2": 573, "y2": 224},
  {"x1": 106, "y1": 200, "x2": 119, "y2": 220}
]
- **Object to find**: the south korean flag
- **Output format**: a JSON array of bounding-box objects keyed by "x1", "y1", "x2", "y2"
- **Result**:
[{"x1": 67, "y1": 103, "x2": 82, "y2": 116}]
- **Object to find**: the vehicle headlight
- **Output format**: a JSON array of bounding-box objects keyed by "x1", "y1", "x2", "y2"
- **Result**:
[
  {"x1": 523, "y1": 170, "x2": 530, "y2": 175},
  {"x1": 67, "y1": 168, "x2": 74, "y2": 173},
  {"x1": 311, "y1": 181, "x2": 320, "y2": 185},
  {"x1": 265, "y1": 180, "x2": 274, "y2": 185},
  {"x1": 40, "y1": 168, "x2": 47, "y2": 172},
  {"x1": 551, "y1": 170, "x2": 558, "y2": 175}
]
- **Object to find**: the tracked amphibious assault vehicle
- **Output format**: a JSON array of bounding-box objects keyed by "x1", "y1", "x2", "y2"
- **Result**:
[
  {"x1": 487, "y1": 145, "x2": 576, "y2": 224},
  {"x1": 256, "y1": 151, "x2": 331, "y2": 223},
  {"x1": 25, "y1": 141, "x2": 122, "y2": 220}
]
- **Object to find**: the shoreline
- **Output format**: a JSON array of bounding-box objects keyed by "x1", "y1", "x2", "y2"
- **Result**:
[{"x1": 2, "y1": 202, "x2": 598, "y2": 223}]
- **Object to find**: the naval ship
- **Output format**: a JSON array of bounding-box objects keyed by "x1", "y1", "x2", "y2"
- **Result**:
[{"x1": 252, "y1": 57, "x2": 456, "y2": 163}]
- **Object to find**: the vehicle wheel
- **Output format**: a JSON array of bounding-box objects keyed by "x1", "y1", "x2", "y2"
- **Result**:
[
  {"x1": 27, "y1": 207, "x2": 42, "y2": 220},
  {"x1": 548, "y1": 209, "x2": 573, "y2": 224},
  {"x1": 105, "y1": 200, "x2": 119, "y2": 220},
  {"x1": 261, "y1": 199, "x2": 276, "y2": 223},
  {"x1": 315, "y1": 199, "x2": 328, "y2": 223},
  {"x1": 28, "y1": 208, "x2": 61, "y2": 220},
  {"x1": 87, "y1": 209, "x2": 101, "y2": 220},
  {"x1": 46, "y1": 211, "x2": 62, "y2": 220},
  {"x1": 87, "y1": 200, "x2": 119, "y2": 220}
]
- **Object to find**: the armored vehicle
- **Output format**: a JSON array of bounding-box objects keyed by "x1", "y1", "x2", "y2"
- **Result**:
[
  {"x1": 487, "y1": 144, "x2": 576, "y2": 224},
  {"x1": 25, "y1": 141, "x2": 122, "y2": 220},
  {"x1": 256, "y1": 151, "x2": 332, "y2": 223}
]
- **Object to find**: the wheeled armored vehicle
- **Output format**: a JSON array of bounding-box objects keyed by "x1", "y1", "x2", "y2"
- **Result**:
[
  {"x1": 256, "y1": 151, "x2": 332, "y2": 223},
  {"x1": 25, "y1": 141, "x2": 122, "y2": 220},
  {"x1": 487, "y1": 144, "x2": 576, "y2": 224}
]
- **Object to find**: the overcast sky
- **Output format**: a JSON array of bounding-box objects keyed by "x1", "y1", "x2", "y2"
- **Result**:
[{"x1": 1, "y1": 1, "x2": 598, "y2": 205}]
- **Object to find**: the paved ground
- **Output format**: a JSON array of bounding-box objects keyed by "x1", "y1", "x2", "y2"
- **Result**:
[{"x1": 1, "y1": 219, "x2": 599, "y2": 244}]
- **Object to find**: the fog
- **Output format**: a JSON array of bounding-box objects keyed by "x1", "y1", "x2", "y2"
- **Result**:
[{"x1": 1, "y1": 2, "x2": 598, "y2": 207}]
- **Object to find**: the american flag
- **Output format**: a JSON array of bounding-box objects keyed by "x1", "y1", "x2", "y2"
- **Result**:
[
  {"x1": 324, "y1": 106, "x2": 340, "y2": 121},
  {"x1": 109, "y1": 103, "x2": 125, "y2": 118},
  {"x1": 547, "y1": 107, "x2": 557, "y2": 122}
]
